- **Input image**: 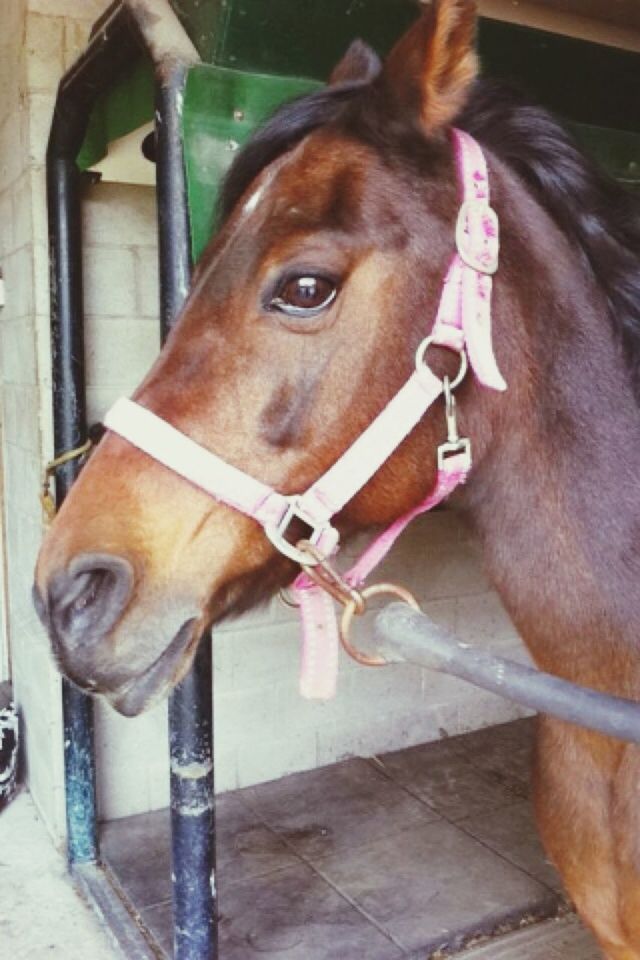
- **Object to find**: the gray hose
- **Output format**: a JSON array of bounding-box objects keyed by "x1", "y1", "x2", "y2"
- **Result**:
[{"x1": 373, "y1": 604, "x2": 640, "y2": 745}]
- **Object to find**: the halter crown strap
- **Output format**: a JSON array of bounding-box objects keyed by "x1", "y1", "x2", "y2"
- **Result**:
[{"x1": 431, "y1": 129, "x2": 506, "y2": 392}]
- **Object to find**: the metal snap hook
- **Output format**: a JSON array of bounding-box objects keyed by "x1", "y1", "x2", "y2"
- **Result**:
[
  {"x1": 298, "y1": 540, "x2": 366, "y2": 613},
  {"x1": 437, "y1": 376, "x2": 472, "y2": 472}
]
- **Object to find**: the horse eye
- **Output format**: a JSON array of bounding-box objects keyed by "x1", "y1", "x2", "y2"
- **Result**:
[{"x1": 271, "y1": 276, "x2": 337, "y2": 316}]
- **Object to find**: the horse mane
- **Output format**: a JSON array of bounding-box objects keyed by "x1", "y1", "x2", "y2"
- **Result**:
[
  {"x1": 220, "y1": 75, "x2": 640, "y2": 389},
  {"x1": 458, "y1": 82, "x2": 640, "y2": 389}
]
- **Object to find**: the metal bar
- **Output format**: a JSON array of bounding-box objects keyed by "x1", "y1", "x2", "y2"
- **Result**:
[
  {"x1": 47, "y1": 0, "x2": 203, "y2": 902},
  {"x1": 127, "y1": 0, "x2": 199, "y2": 68},
  {"x1": 47, "y1": 0, "x2": 142, "y2": 867},
  {"x1": 48, "y1": 2, "x2": 214, "y2": 952},
  {"x1": 156, "y1": 63, "x2": 194, "y2": 337},
  {"x1": 155, "y1": 58, "x2": 217, "y2": 960},
  {"x1": 168, "y1": 643, "x2": 216, "y2": 960},
  {"x1": 48, "y1": 120, "x2": 98, "y2": 861},
  {"x1": 373, "y1": 604, "x2": 640, "y2": 744}
]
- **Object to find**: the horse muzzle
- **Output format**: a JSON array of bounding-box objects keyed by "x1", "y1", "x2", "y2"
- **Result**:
[
  {"x1": 36, "y1": 553, "x2": 135, "y2": 648},
  {"x1": 33, "y1": 552, "x2": 199, "y2": 716}
]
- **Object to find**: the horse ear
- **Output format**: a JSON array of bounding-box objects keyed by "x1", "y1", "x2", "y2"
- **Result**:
[
  {"x1": 382, "y1": 0, "x2": 479, "y2": 132},
  {"x1": 329, "y1": 39, "x2": 382, "y2": 86}
]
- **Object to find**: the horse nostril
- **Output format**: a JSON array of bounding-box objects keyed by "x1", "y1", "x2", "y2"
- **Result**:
[
  {"x1": 64, "y1": 569, "x2": 109, "y2": 624},
  {"x1": 47, "y1": 553, "x2": 135, "y2": 646}
]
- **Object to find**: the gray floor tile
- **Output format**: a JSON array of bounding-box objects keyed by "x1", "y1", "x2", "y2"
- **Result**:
[
  {"x1": 101, "y1": 808, "x2": 171, "y2": 910},
  {"x1": 315, "y1": 820, "x2": 558, "y2": 955},
  {"x1": 219, "y1": 862, "x2": 404, "y2": 960},
  {"x1": 458, "y1": 799, "x2": 563, "y2": 892},
  {"x1": 216, "y1": 793, "x2": 301, "y2": 886},
  {"x1": 376, "y1": 738, "x2": 521, "y2": 821},
  {"x1": 101, "y1": 793, "x2": 299, "y2": 912},
  {"x1": 457, "y1": 718, "x2": 534, "y2": 797},
  {"x1": 141, "y1": 863, "x2": 405, "y2": 960},
  {"x1": 102, "y1": 720, "x2": 569, "y2": 960},
  {"x1": 240, "y1": 757, "x2": 439, "y2": 861}
]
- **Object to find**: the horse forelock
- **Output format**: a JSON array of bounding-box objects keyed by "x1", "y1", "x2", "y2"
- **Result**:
[{"x1": 218, "y1": 82, "x2": 371, "y2": 224}]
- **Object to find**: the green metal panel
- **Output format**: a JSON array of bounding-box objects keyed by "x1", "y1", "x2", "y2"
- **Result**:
[
  {"x1": 205, "y1": 1, "x2": 640, "y2": 137},
  {"x1": 182, "y1": 64, "x2": 320, "y2": 261},
  {"x1": 77, "y1": 7, "x2": 640, "y2": 165},
  {"x1": 209, "y1": 0, "x2": 420, "y2": 78},
  {"x1": 172, "y1": 0, "x2": 218, "y2": 61},
  {"x1": 75, "y1": 2, "x2": 640, "y2": 255},
  {"x1": 76, "y1": 59, "x2": 154, "y2": 171}
]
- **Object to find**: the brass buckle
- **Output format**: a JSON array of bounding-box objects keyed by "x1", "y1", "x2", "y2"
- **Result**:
[{"x1": 455, "y1": 199, "x2": 500, "y2": 275}]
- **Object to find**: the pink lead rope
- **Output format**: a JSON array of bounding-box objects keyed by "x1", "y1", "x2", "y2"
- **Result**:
[{"x1": 104, "y1": 128, "x2": 506, "y2": 701}]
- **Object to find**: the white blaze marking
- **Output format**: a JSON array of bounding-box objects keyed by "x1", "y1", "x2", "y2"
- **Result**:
[{"x1": 243, "y1": 183, "x2": 266, "y2": 216}]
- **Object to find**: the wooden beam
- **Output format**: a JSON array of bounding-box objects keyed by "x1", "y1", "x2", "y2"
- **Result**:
[{"x1": 479, "y1": 0, "x2": 640, "y2": 52}]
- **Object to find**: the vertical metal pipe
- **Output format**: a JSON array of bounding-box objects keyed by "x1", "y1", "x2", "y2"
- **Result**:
[
  {"x1": 46, "y1": 0, "x2": 143, "y2": 869},
  {"x1": 156, "y1": 63, "x2": 194, "y2": 336},
  {"x1": 47, "y1": 145, "x2": 98, "y2": 865},
  {"x1": 168, "y1": 643, "x2": 216, "y2": 960},
  {"x1": 155, "y1": 62, "x2": 217, "y2": 960},
  {"x1": 47, "y1": 0, "x2": 210, "y2": 920}
]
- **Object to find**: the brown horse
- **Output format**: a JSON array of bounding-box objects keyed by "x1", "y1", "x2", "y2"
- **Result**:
[{"x1": 34, "y1": 1, "x2": 640, "y2": 955}]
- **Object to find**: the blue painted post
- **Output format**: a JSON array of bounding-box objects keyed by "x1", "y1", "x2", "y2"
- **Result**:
[{"x1": 169, "y1": 642, "x2": 216, "y2": 959}]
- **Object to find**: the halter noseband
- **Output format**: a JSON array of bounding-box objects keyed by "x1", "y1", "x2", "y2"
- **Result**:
[{"x1": 104, "y1": 128, "x2": 505, "y2": 699}]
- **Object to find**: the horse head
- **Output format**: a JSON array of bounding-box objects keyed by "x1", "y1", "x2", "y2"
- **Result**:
[{"x1": 34, "y1": 0, "x2": 512, "y2": 715}]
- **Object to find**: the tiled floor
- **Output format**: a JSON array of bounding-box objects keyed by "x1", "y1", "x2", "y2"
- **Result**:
[{"x1": 101, "y1": 718, "x2": 600, "y2": 959}]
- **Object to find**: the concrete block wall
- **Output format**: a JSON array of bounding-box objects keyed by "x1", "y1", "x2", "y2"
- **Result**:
[
  {"x1": 0, "y1": 0, "x2": 115, "y2": 840},
  {"x1": 209, "y1": 514, "x2": 530, "y2": 798},
  {"x1": 0, "y1": 0, "x2": 63, "y2": 829},
  {"x1": 1, "y1": 0, "x2": 530, "y2": 836}
]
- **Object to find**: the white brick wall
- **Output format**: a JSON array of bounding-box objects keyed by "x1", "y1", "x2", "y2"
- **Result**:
[
  {"x1": 1, "y1": 0, "x2": 531, "y2": 836},
  {"x1": 0, "y1": 0, "x2": 115, "y2": 840}
]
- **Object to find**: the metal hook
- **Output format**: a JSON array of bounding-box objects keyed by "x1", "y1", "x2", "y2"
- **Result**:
[{"x1": 437, "y1": 376, "x2": 472, "y2": 471}]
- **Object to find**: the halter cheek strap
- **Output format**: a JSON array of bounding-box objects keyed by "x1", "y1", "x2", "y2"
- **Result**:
[{"x1": 103, "y1": 128, "x2": 505, "y2": 701}]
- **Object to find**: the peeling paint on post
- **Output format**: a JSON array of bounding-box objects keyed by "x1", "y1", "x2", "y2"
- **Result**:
[
  {"x1": 62, "y1": 681, "x2": 98, "y2": 863},
  {"x1": 169, "y1": 639, "x2": 216, "y2": 959}
]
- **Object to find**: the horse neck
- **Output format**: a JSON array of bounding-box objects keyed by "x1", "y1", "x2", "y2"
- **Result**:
[{"x1": 459, "y1": 167, "x2": 640, "y2": 688}]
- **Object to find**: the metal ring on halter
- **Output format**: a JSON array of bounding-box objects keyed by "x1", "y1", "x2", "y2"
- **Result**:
[
  {"x1": 415, "y1": 336, "x2": 468, "y2": 391},
  {"x1": 297, "y1": 540, "x2": 366, "y2": 613},
  {"x1": 340, "y1": 583, "x2": 421, "y2": 667},
  {"x1": 278, "y1": 587, "x2": 300, "y2": 609}
]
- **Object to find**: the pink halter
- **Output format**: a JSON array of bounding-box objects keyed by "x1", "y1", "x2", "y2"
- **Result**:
[{"x1": 104, "y1": 128, "x2": 505, "y2": 700}]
